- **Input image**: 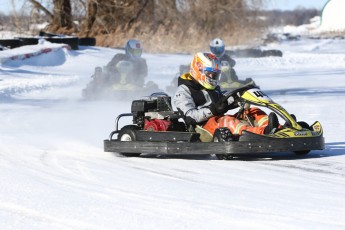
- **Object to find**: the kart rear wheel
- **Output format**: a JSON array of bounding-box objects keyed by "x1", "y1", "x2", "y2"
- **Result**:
[
  {"x1": 118, "y1": 125, "x2": 141, "y2": 157},
  {"x1": 213, "y1": 128, "x2": 233, "y2": 160}
]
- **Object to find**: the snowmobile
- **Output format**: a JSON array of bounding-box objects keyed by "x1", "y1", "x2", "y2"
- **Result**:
[
  {"x1": 82, "y1": 60, "x2": 161, "y2": 100},
  {"x1": 104, "y1": 84, "x2": 324, "y2": 159}
]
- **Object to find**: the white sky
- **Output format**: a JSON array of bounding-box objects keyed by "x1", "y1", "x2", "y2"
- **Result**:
[
  {"x1": 266, "y1": 0, "x2": 328, "y2": 10},
  {"x1": 0, "y1": 0, "x2": 23, "y2": 14}
]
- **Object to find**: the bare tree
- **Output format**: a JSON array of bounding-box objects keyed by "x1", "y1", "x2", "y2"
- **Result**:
[
  {"x1": 27, "y1": 0, "x2": 73, "y2": 32},
  {"x1": 24, "y1": 0, "x2": 269, "y2": 52},
  {"x1": 52, "y1": 0, "x2": 72, "y2": 28},
  {"x1": 27, "y1": 0, "x2": 53, "y2": 19}
]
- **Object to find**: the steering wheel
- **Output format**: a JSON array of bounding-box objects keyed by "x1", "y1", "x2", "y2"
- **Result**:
[{"x1": 222, "y1": 84, "x2": 258, "y2": 101}]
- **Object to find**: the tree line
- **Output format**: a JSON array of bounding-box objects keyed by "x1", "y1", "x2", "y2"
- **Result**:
[{"x1": 1, "y1": 0, "x2": 321, "y2": 53}]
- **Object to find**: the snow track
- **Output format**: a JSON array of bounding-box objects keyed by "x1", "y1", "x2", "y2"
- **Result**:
[{"x1": 1, "y1": 38, "x2": 345, "y2": 229}]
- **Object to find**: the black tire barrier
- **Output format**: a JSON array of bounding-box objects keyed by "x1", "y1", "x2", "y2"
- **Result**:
[
  {"x1": 225, "y1": 49, "x2": 261, "y2": 58},
  {"x1": 39, "y1": 31, "x2": 96, "y2": 47},
  {"x1": 225, "y1": 48, "x2": 283, "y2": 58},
  {"x1": 238, "y1": 49, "x2": 262, "y2": 58},
  {"x1": 18, "y1": 37, "x2": 39, "y2": 46},
  {"x1": 0, "y1": 39, "x2": 22, "y2": 49},
  {"x1": 45, "y1": 37, "x2": 79, "y2": 50},
  {"x1": 39, "y1": 31, "x2": 58, "y2": 37},
  {"x1": 8, "y1": 36, "x2": 86, "y2": 50},
  {"x1": 261, "y1": 50, "x2": 283, "y2": 57},
  {"x1": 79, "y1": 37, "x2": 96, "y2": 46}
]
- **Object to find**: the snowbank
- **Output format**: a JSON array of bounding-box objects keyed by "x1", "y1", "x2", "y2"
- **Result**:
[{"x1": 0, "y1": 40, "x2": 70, "y2": 66}]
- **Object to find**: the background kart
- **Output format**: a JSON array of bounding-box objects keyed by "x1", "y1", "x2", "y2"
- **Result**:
[
  {"x1": 82, "y1": 80, "x2": 160, "y2": 100},
  {"x1": 82, "y1": 60, "x2": 161, "y2": 100}
]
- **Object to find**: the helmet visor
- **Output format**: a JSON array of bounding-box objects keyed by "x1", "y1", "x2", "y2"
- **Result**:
[
  {"x1": 210, "y1": 46, "x2": 225, "y2": 57},
  {"x1": 204, "y1": 67, "x2": 221, "y2": 81}
]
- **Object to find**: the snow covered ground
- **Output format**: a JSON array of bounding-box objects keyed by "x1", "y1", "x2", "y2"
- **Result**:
[{"x1": 1, "y1": 37, "x2": 345, "y2": 230}]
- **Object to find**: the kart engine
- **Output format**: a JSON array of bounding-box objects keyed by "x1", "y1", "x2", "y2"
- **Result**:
[
  {"x1": 131, "y1": 95, "x2": 180, "y2": 131},
  {"x1": 144, "y1": 119, "x2": 171, "y2": 131}
]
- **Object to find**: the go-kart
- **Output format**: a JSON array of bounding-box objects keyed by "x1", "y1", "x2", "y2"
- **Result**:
[
  {"x1": 82, "y1": 60, "x2": 161, "y2": 100},
  {"x1": 104, "y1": 85, "x2": 324, "y2": 159},
  {"x1": 82, "y1": 80, "x2": 160, "y2": 100}
]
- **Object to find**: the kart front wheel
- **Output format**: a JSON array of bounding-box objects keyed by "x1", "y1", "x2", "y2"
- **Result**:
[
  {"x1": 118, "y1": 125, "x2": 141, "y2": 157},
  {"x1": 294, "y1": 150, "x2": 310, "y2": 155},
  {"x1": 213, "y1": 128, "x2": 233, "y2": 160}
]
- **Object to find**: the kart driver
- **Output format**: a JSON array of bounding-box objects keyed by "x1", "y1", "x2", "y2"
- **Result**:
[
  {"x1": 209, "y1": 38, "x2": 237, "y2": 81},
  {"x1": 177, "y1": 38, "x2": 236, "y2": 76},
  {"x1": 168, "y1": 38, "x2": 254, "y2": 94},
  {"x1": 105, "y1": 39, "x2": 148, "y2": 86},
  {"x1": 172, "y1": 52, "x2": 279, "y2": 136},
  {"x1": 209, "y1": 38, "x2": 255, "y2": 89}
]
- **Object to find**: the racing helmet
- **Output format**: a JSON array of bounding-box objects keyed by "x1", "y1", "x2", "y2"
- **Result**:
[
  {"x1": 125, "y1": 39, "x2": 143, "y2": 59},
  {"x1": 95, "y1": 66, "x2": 102, "y2": 74},
  {"x1": 210, "y1": 38, "x2": 225, "y2": 57},
  {"x1": 190, "y1": 52, "x2": 221, "y2": 90}
]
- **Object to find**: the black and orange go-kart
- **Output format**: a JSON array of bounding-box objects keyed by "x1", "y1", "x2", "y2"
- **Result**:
[{"x1": 104, "y1": 85, "x2": 324, "y2": 160}]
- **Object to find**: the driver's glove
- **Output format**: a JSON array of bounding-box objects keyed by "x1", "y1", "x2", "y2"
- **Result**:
[
  {"x1": 227, "y1": 96, "x2": 239, "y2": 110},
  {"x1": 210, "y1": 96, "x2": 234, "y2": 116}
]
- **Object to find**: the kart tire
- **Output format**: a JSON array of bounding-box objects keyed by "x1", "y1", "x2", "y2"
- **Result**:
[
  {"x1": 213, "y1": 128, "x2": 233, "y2": 160},
  {"x1": 294, "y1": 121, "x2": 311, "y2": 155},
  {"x1": 294, "y1": 150, "x2": 310, "y2": 155},
  {"x1": 118, "y1": 125, "x2": 141, "y2": 157}
]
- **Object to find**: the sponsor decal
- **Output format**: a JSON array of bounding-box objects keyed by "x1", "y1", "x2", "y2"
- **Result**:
[
  {"x1": 253, "y1": 90, "x2": 266, "y2": 98},
  {"x1": 311, "y1": 131, "x2": 319, "y2": 136},
  {"x1": 313, "y1": 124, "x2": 321, "y2": 132},
  {"x1": 294, "y1": 131, "x2": 308, "y2": 136},
  {"x1": 248, "y1": 89, "x2": 273, "y2": 102}
]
